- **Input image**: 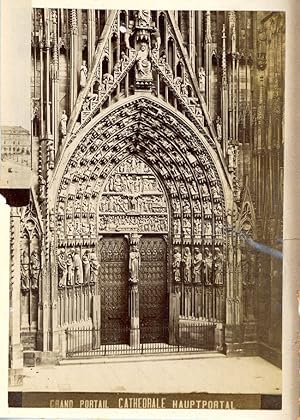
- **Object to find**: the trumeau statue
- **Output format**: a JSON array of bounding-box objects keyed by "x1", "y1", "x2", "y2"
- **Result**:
[{"x1": 129, "y1": 244, "x2": 141, "y2": 283}]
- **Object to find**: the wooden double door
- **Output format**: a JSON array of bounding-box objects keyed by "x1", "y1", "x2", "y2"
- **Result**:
[{"x1": 99, "y1": 235, "x2": 168, "y2": 344}]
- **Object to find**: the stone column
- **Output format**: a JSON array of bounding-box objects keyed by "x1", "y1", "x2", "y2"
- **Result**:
[
  {"x1": 9, "y1": 205, "x2": 23, "y2": 371},
  {"x1": 129, "y1": 282, "x2": 140, "y2": 346}
]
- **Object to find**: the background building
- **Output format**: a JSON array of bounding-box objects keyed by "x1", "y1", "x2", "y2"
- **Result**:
[{"x1": 8, "y1": 9, "x2": 284, "y2": 371}]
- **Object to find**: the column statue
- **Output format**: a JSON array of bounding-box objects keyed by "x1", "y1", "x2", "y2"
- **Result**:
[
  {"x1": 82, "y1": 250, "x2": 90, "y2": 284},
  {"x1": 182, "y1": 247, "x2": 192, "y2": 283},
  {"x1": 173, "y1": 248, "x2": 182, "y2": 282},
  {"x1": 66, "y1": 249, "x2": 75, "y2": 285},
  {"x1": 214, "y1": 247, "x2": 224, "y2": 285},
  {"x1": 57, "y1": 249, "x2": 67, "y2": 287},
  {"x1": 204, "y1": 248, "x2": 213, "y2": 285},
  {"x1": 90, "y1": 252, "x2": 99, "y2": 284},
  {"x1": 74, "y1": 248, "x2": 83, "y2": 285},
  {"x1": 193, "y1": 248, "x2": 203, "y2": 283}
]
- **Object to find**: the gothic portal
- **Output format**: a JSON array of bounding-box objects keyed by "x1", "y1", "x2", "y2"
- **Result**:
[{"x1": 8, "y1": 9, "x2": 284, "y2": 367}]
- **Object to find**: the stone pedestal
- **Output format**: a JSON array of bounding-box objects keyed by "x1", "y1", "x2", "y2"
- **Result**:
[{"x1": 169, "y1": 291, "x2": 180, "y2": 345}]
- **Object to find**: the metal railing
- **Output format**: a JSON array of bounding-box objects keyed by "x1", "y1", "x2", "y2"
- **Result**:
[{"x1": 65, "y1": 322, "x2": 216, "y2": 358}]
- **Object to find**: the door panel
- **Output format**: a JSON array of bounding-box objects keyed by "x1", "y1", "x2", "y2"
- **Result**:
[
  {"x1": 139, "y1": 236, "x2": 168, "y2": 343},
  {"x1": 99, "y1": 236, "x2": 129, "y2": 344}
]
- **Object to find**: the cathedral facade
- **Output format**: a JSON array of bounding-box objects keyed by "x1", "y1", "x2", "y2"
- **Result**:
[{"x1": 9, "y1": 9, "x2": 284, "y2": 369}]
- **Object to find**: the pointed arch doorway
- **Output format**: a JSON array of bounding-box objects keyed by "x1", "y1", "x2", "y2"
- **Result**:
[{"x1": 98, "y1": 155, "x2": 169, "y2": 345}]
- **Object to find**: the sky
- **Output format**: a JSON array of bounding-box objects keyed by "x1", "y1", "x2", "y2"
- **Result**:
[{"x1": 0, "y1": 0, "x2": 31, "y2": 131}]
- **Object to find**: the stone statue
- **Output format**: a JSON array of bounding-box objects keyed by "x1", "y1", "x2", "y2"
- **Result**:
[
  {"x1": 193, "y1": 248, "x2": 203, "y2": 283},
  {"x1": 136, "y1": 10, "x2": 151, "y2": 27},
  {"x1": 80, "y1": 60, "x2": 88, "y2": 89},
  {"x1": 182, "y1": 247, "x2": 192, "y2": 283},
  {"x1": 124, "y1": 21, "x2": 134, "y2": 50},
  {"x1": 30, "y1": 250, "x2": 40, "y2": 290},
  {"x1": 152, "y1": 26, "x2": 161, "y2": 52},
  {"x1": 74, "y1": 249, "x2": 83, "y2": 285},
  {"x1": 57, "y1": 249, "x2": 67, "y2": 287},
  {"x1": 136, "y1": 43, "x2": 151, "y2": 79},
  {"x1": 216, "y1": 116, "x2": 222, "y2": 141},
  {"x1": 204, "y1": 248, "x2": 213, "y2": 285},
  {"x1": 60, "y1": 110, "x2": 68, "y2": 137},
  {"x1": 129, "y1": 244, "x2": 141, "y2": 283},
  {"x1": 204, "y1": 201, "x2": 212, "y2": 216},
  {"x1": 173, "y1": 248, "x2": 181, "y2": 282},
  {"x1": 66, "y1": 250, "x2": 75, "y2": 285},
  {"x1": 89, "y1": 252, "x2": 99, "y2": 283},
  {"x1": 204, "y1": 221, "x2": 212, "y2": 237},
  {"x1": 198, "y1": 67, "x2": 206, "y2": 92},
  {"x1": 21, "y1": 250, "x2": 30, "y2": 290},
  {"x1": 214, "y1": 248, "x2": 224, "y2": 285},
  {"x1": 120, "y1": 51, "x2": 129, "y2": 70},
  {"x1": 82, "y1": 250, "x2": 90, "y2": 284}
]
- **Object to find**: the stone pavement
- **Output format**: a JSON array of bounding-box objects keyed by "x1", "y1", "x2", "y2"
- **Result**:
[{"x1": 11, "y1": 354, "x2": 281, "y2": 394}]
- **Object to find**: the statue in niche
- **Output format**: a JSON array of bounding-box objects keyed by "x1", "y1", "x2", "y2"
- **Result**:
[
  {"x1": 193, "y1": 248, "x2": 203, "y2": 283},
  {"x1": 151, "y1": 26, "x2": 161, "y2": 52},
  {"x1": 173, "y1": 248, "x2": 182, "y2": 282},
  {"x1": 174, "y1": 219, "x2": 181, "y2": 235},
  {"x1": 203, "y1": 248, "x2": 213, "y2": 285},
  {"x1": 216, "y1": 116, "x2": 222, "y2": 141},
  {"x1": 60, "y1": 110, "x2": 68, "y2": 137},
  {"x1": 136, "y1": 43, "x2": 152, "y2": 79},
  {"x1": 124, "y1": 21, "x2": 134, "y2": 50},
  {"x1": 82, "y1": 250, "x2": 90, "y2": 284},
  {"x1": 74, "y1": 249, "x2": 83, "y2": 285},
  {"x1": 211, "y1": 184, "x2": 221, "y2": 199},
  {"x1": 201, "y1": 184, "x2": 209, "y2": 197},
  {"x1": 57, "y1": 249, "x2": 67, "y2": 287},
  {"x1": 120, "y1": 51, "x2": 129, "y2": 70},
  {"x1": 194, "y1": 218, "x2": 202, "y2": 235},
  {"x1": 214, "y1": 202, "x2": 223, "y2": 217},
  {"x1": 21, "y1": 249, "x2": 30, "y2": 290},
  {"x1": 30, "y1": 250, "x2": 40, "y2": 290},
  {"x1": 204, "y1": 221, "x2": 212, "y2": 237},
  {"x1": 129, "y1": 244, "x2": 141, "y2": 283},
  {"x1": 204, "y1": 201, "x2": 212, "y2": 216},
  {"x1": 198, "y1": 67, "x2": 206, "y2": 92},
  {"x1": 182, "y1": 247, "x2": 192, "y2": 283},
  {"x1": 158, "y1": 53, "x2": 172, "y2": 77},
  {"x1": 66, "y1": 249, "x2": 75, "y2": 285},
  {"x1": 214, "y1": 248, "x2": 224, "y2": 285},
  {"x1": 215, "y1": 220, "x2": 223, "y2": 237},
  {"x1": 80, "y1": 60, "x2": 88, "y2": 89},
  {"x1": 191, "y1": 181, "x2": 198, "y2": 196},
  {"x1": 89, "y1": 252, "x2": 99, "y2": 283}
]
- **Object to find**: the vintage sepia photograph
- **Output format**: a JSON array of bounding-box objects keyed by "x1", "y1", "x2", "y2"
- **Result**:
[{"x1": 1, "y1": 2, "x2": 290, "y2": 414}]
